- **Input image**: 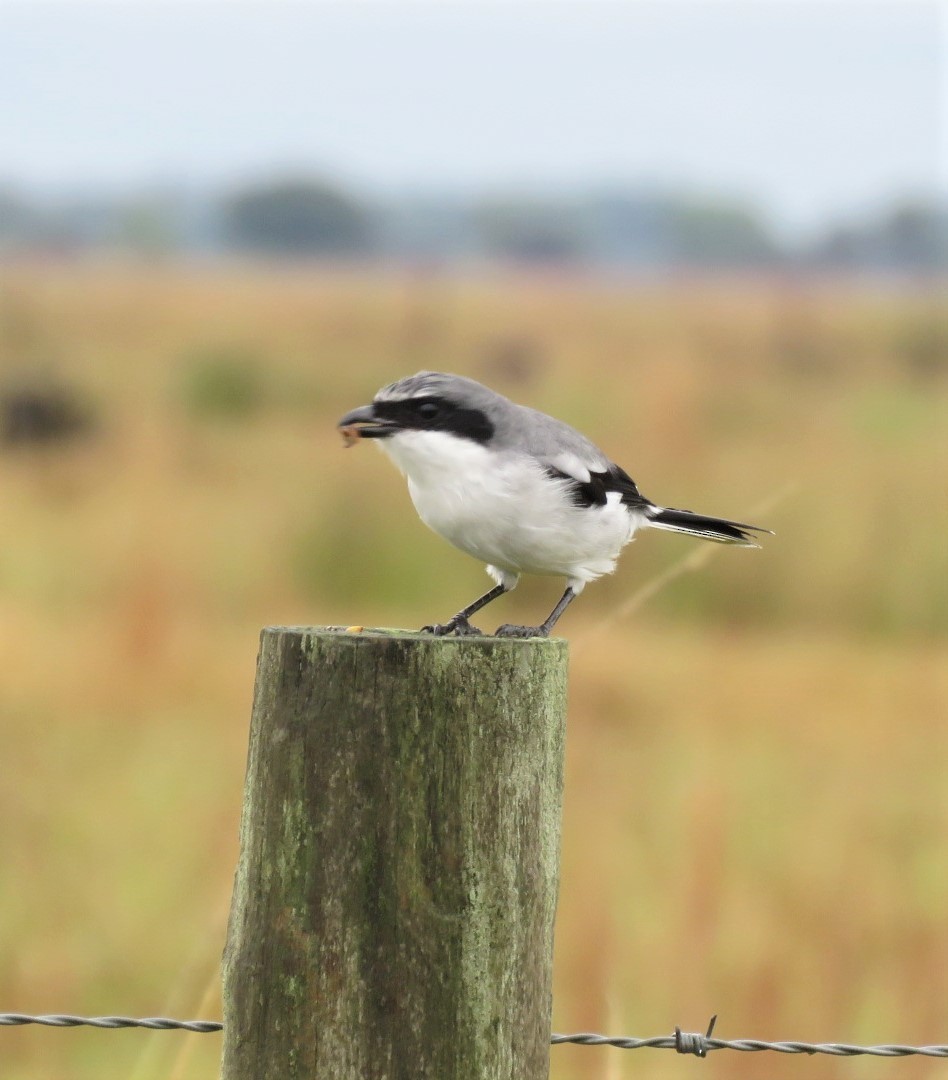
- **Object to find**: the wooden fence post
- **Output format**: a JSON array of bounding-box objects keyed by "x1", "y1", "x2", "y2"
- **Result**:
[{"x1": 220, "y1": 626, "x2": 568, "y2": 1080}]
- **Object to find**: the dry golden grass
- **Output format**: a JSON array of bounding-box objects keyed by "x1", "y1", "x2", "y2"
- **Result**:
[{"x1": 0, "y1": 262, "x2": 945, "y2": 1079}]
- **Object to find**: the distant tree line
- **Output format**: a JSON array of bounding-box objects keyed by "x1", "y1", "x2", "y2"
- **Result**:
[{"x1": 0, "y1": 176, "x2": 945, "y2": 273}]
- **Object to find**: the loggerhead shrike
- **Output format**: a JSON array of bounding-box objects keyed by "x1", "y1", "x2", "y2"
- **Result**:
[{"x1": 338, "y1": 371, "x2": 770, "y2": 638}]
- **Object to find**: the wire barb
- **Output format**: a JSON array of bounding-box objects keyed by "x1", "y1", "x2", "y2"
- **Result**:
[{"x1": 675, "y1": 1015, "x2": 718, "y2": 1057}]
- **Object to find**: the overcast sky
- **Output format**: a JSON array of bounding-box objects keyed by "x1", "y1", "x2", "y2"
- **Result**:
[{"x1": 1, "y1": 1, "x2": 944, "y2": 234}]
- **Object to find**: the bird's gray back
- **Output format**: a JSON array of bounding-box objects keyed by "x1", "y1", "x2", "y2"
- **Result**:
[{"x1": 492, "y1": 402, "x2": 611, "y2": 469}]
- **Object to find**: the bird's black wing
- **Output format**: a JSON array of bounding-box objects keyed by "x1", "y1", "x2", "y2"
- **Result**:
[{"x1": 543, "y1": 462, "x2": 651, "y2": 510}]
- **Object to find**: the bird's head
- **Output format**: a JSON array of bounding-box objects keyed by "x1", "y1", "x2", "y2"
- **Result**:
[{"x1": 337, "y1": 372, "x2": 497, "y2": 448}]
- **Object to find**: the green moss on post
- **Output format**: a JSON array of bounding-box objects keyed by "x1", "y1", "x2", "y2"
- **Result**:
[{"x1": 221, "y1": 626, "x2": 568, "y2": 1080}]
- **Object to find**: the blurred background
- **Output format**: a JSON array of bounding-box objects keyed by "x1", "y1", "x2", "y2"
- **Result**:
[{"x1": 1, "y1": 2, "x2": 945, "y2": 1078}]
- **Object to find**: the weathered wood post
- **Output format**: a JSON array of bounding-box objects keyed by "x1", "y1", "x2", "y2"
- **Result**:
[{"x1": 221, "y1": 626, "x2": 568, "y2": 1080}]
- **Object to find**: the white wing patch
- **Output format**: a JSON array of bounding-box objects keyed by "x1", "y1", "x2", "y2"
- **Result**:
[{"x1": 541, "y1": 452, "x2": 594, "y2": 484}]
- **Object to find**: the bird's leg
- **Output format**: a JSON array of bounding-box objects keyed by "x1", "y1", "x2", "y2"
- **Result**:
[
  {"x1": 421, "y1": 583, "x2": 509, "y2": 637},
  {"x1": 494, "y1": 587, "x2": 577, "y2": 639}
]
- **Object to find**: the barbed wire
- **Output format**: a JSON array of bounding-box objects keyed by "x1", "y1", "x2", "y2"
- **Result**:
[{"x1": 3, "y1": 1013, "x2": 947, "y2": 1058}]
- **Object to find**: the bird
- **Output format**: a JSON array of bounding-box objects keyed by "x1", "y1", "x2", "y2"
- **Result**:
[{"x1": 337, "y1": 371, "x2": 770, "y2": 638}]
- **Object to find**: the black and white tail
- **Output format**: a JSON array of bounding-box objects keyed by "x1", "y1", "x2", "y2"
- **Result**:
[{"x1": 644, "y1": 505, "x2": 771, "y2": 546}]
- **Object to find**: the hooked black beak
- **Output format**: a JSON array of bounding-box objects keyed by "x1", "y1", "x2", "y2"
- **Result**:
[{"x1": 337, "y1": 403, "x2": 400, "y2": 439}]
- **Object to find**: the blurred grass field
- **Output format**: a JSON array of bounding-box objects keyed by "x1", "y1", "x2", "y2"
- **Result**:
[{"x1": 0, "y1": 263, "x2": 945, "y2": 1080}]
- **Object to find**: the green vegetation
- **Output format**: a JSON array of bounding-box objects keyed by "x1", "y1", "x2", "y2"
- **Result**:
[
  {"x1": 221, "y1": 179, "x2": 371, "y2": 256},
  {"x1": 0, "y1": 265, "x2": 944, "y2": 1080},
  {"x1": 178, "y1": 346, "x2": 269, "y2": 421}
]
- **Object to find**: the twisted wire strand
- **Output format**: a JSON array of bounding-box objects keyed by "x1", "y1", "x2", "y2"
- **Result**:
[
  {"x1": 552, "y1": 1032, "x2": 948, "y2": 1057},
  {"x1": 0, "y1": 1014, "x2": 222, "y2": 1033},
  {"x1": 2, "y1": 1014, "x2": 947, "y2": 1056}
]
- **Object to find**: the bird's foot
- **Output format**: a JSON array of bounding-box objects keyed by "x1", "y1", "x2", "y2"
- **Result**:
[
  {"x1": 494, "y1": 623, "x2": 550, "y2": 639},
  {"x1": 420, "y1": 615, "x2": 484, "y2": 637}
]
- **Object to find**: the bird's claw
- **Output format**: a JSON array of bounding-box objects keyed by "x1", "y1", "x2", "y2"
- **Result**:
[
  {"x1": 494, "y1": 623, "x2": 549, "y2": 639},
  {"x1": 420, "y1": 616, "x2": 484, "y2": 637}
]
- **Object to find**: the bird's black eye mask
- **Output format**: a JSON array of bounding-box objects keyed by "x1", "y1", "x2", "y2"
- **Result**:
[{"x1": 372, "y1": 396, "x2": 495, "y2": 445}]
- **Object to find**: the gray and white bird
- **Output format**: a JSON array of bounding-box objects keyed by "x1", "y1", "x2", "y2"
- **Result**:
[{"x1": 338, "y1": 371, "x2": 769, "y2": 638}]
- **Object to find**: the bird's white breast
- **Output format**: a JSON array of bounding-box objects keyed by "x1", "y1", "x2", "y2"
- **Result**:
[{"x1": 377, "y1": 430, "x2": 643, "y2": 588}]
